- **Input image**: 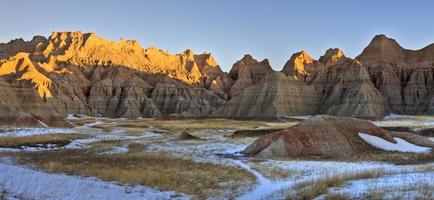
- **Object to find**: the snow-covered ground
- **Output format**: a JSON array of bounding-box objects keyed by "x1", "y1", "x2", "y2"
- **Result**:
[
  {"x1": 0, "y1": 162, "x2": 188, "y2": 200},
  {"x1": 359, "y1": 132, "x2": 432, "y2": 153},
  {"x1": 65, "y1": 129, "x2": 161, "y2": 150},
  {"x1": 0, "y1": 128, "x2": 77, "y2": 137},
  {"x1": 317, "y1": 172, "x2": 434, "y2": 199},
  {"x1": 245, "y1": 160, "x2": 434, "y2": 200},
  {"x1": 1, "y1": 116, "x2": 433, "y2": 199},
  {"x1": 374, "y1": 114, "x2": 434, "y2": 128}
]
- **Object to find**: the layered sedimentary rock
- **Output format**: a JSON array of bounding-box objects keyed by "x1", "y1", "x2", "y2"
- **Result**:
[
  {"x1": 313, "y1": 59, "x2": 389, "y2": 118},
  {"x1": 213, "y1": 72, "x2": 319, "y2": 118},
  {"x1": 0, "y1": 31, "x2": 228, "y2": 126},
  {"x1": 281, "y1": 50, "x2": 324, "y2": 83},
  {"x1": 243, "y1": 116, "x2": 434, "y2": 158},
  {"x1": 216, "y1": 50, "x2": 389, "y2": 119},
  {"x1": 228, "y1": 55, "x2": 273, "y2": 98},
  {"x1": 0, "y1": 31, "x2": 433, "y2": 126},
  {"x1": 357, "y1": 34, "x2": 434, "y2": 114}
]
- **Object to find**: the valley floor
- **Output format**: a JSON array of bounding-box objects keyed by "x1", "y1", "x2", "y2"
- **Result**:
[{"x1": 0, "y1": 115, "x2": 433, "y2": 199}]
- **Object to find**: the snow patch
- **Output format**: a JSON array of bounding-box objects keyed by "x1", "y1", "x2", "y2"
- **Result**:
[
  {"x1": 102, "y1": 144, "x2": 130, "y2": 154},
  {"x1": 359, "y1": 133, "x2": 431, "y2": 153},
  {"x1": 321, "y1": 172, "x2": 434, "y2": 199},
  {"x1": 0, "y1": 128, "x2": 77, "y2": 137}
]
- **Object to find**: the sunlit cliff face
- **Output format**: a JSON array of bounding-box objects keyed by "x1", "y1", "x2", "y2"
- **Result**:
[
  {"x1": 0, "y1": 53, "x2": 52, "y2": 98},
  {"x1": 0, "y1": 31, "x2": 227, "y2": 98}
]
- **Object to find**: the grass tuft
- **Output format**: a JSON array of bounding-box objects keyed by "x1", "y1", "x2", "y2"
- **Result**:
[
  {"x1": 291, "y1": 169, "x2": 385, "y2": 200},
  {"x1": 0, "y1": 134, "x2": 90, "y2": 148}
]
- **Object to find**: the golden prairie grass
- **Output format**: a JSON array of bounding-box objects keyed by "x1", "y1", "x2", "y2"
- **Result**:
[
  {"x1": 0, "y1": 134, "x2": 90, "y2": 148},
  {"x1": 344, "y1": 151, "x2": 434, "y2": 165},
  {"x1": 13, "y1": 150, "x2": 255, "y2": 199},
  {"x1": 87, "y1": 140, "x2": 123, "y2": 152},
  {"x1": 290, "y1": 169, "x2": 385, "y2": 200},
  {"x1": 118, "y1": 118, "x2": 268, "y2": 133},
  {"x1": 67, "y1": 117, "x2": 96, "y2": 126},
  {"x1": 124, "y1": 128, "x2": 145, "y2": 136},
  {"x1": 92, "y1": 125, "x2": 113, "y2": 133}
]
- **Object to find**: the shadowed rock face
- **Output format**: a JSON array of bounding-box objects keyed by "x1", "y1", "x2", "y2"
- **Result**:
[
  {"x1": 228, "y1": 55, "x2": 273, "y2": 98},
  {"x1": 215, "y1": 50, "x2": 389, "y2": 119},
  {"x1": 213, "y1": 72, "x2": 320, "y2": 118},
  {"x1": 357, "y1": 34, "x2": 434, "y2": 114},
  {"x1": 243, "y1": 116, "x2": 434, "y2": 159},
  {"x1": 0, "y1": 31, "x2": 432, "y2": 126}
]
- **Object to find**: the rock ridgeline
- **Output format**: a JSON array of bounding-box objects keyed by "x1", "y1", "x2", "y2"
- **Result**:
[{"x1": 0, "y1": 31, "x2": 433, "y2": 127}]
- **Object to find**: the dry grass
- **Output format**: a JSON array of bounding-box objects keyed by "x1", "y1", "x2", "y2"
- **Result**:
[
  {"x1": 92, "y1": 125, "x2": 113, "y2": 133},
  {"x1": 87, "y1": 140, "x2": 123, "y2": 152},
  {"x1": 250, "y1": 162, "x2": 292, "y2": 180},
  {"x1": 418, "y1": 164, "x2": 434, "y2": 172},
  {"x1": 0, "y1": 134, "x2": 90, "y2": 148},
  {"x1": 13, "y1": 150, "x2": 255, "y2": 199},
  {"x1": 344, "y1": 151, "x2": 434, "y2": 165},
  {"x1": 290, "y1": 169, "x2": 385, "y2": 200},
  {"x1": 124, "y1": 128, "x2": 145, "y2": 136},
  {"x1": 127, "y1": 142, "x2": 146, "y2": 153},
  {"x1": 364, "y1": 183, "x2": 434, "y2": 200},
  {"x1": 118, "y1": 118, "x2": 268, "y2": 133},
  {"x1": 416, "y1": 128, "x2": 434, "y2": 137},
  {"x1": 68, "y1": 117, "x2": 96, "y2": 126}
]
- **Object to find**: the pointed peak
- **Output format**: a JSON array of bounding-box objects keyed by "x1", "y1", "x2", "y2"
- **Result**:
[
  {"x1": 295, "y1": 50, "x2": 312, "y2": 57},
  {"x1": 242, "y1": 54, "x2": 254, "y2": 59},
  {"x1": 369, "y1": 34, "x2": 402, "y2": 47},
  {"x1": 260, "y1": 58, "x2": 270, "y2": 65},
  {"x1": 319, "y1": 48, "x2": 346, "y2": 64},
  {"x1": 357, "y1": 34, "x2": 405, "y2": 62},
  {"x1": 290, "y1": 50, "x2": 313, "y2": 63},
  {"x1": 372, "y1": 34, "x2": 390, "y2": 40},
  {"x1": 183, "y1": 48, "x2": 194, "y2": 55},
  {"x1": 238, "y1": 54, "x2": 259, "y2": 64}
]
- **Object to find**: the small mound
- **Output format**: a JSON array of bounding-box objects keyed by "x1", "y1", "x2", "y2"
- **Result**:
[
  {"x1": 243, "y1": 115, "x2": 433, "y2": 159},
  {"x1": 177, "y1": 131, "x2": 202, "y2": 140}
]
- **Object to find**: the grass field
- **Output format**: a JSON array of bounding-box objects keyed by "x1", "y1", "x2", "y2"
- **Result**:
[{"x1": 12, "y1": 150, "x2": 255, "y2": 199}]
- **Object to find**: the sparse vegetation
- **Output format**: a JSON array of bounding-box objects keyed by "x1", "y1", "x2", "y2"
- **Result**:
[
  {"x1": 290, "y1": 169, "x2": 385, "y2": 200},
  {"x1": 416, "y1": 128, "x2": 434, "y2": 137},
  {"x1": 344, "y1": 151, "x2": 434, "y2": 165},
  {"x1": 13, "y1": 150, "x2": 255, "y2": 199},
  {"x1": 231, "y1": 129, "x2": 283, "y2": 138},
  {"x1": 68, "y1": 117, "x2": 97, "y2": 126},
  {"x1": 92, "y1": 125, "x2": 113, "y2": 133},
  {"x1": 381, "y1": 126, "x2": 413, "y2": 132},
  {"x1": 87, "y1": 140, "x2": 123, "y2": 152},
  {"x1": 364, "y1": 183, "x2": 433, "y2": 200},
  {"x1": 0, "y1": 134, "x2": 90, "y2": 148},
  {"x1": 250, "y1": 162, "x2": 292, "y2": 180},
  {"x1": 124, "y1": 128, "x2": 145, "y2": 136},
  {"x1": 118, "y1": 118, "x2": 268, "y2": 133}
]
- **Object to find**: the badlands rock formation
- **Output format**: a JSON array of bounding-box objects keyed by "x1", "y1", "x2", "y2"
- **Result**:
[
  {"x1": 243, "y1": 116, "x2": 434, "y2": 158},
  {"x1": 0, "y1": 31, "x2": 433, "y2": 126},
  {"x1": 357, "y1": 34, "x2": 434, "y2": 114},
  {"x1": 228, "y1": 55, "x2": 273, "y2": 98},
  {"x1": 217, "y1": 49, "x2": 389, "y2": 119}
]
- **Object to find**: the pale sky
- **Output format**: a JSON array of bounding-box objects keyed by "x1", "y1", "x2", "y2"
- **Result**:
[{"x1": 1, "y1": 0, "x2": 434, "y2": 71}]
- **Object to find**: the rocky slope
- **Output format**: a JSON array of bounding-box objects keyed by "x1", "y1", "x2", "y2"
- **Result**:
[
  {"x1": 357, "y1": 34, "x2": 434, "y2": 114},
  {"x1": 0, "y1": 31, "x2": 432, "y2": 126}
]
